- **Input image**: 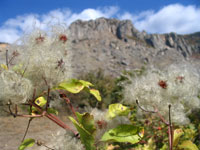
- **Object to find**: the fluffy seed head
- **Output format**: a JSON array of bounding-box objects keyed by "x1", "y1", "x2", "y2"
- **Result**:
[
  {"x1": 0, "y1": 70, "x2": 33, "y2": 104},
  {"x1": 8, "y1": 26, "x2": 72, "y2": 95},
  {"x1": 124, "y1": 63, "x2": 200, "y2": 124}
]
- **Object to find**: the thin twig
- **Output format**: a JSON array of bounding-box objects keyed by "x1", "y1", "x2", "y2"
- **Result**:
[
  {"x1": 136, "y1": 100, "x2": 169, "y2": 125},
  {"x1": 8, "y1": 51, "x2": 19, "y2": 65},
  {"x1": 42, "y1": 144, "x2": 55, "y2": 150},
  {"x1": 42, "y1": 76, "x2": 48, "y2": 86},
  {"x1": 156, "y1": 110, "x2": 169, "y2": 125},
  {"x1": 37, "y1": 141, "x2": 55, "y2": 150},
  {"x1": 59, "y1": 91, "x2": 77, "y2": 120},
  {"x1": 15, "y1": 104, "x2": 18, "y2": 115},
  {"x1": 7, "y1": 100, "x2": 16, "y2": 118},
  {"x1": 168, "y1": 104, "x2": 173, "y2": 150},
  {"x1": 21, "y1": 118, "x2": 33, "y2": 142},
  {"x1": 21, "y1": 65, "x2": 28, "y2": 77},
  {"x1": 46, "y1": 86, "x2": 50, "y2": 111},
  {"x1": 31, "y1": 88, "x2": 36, "y2": 113},
  {"x1": 6, "y1": 50, "x2": 9, "y2": 69},
  {"x1": 136, "y1": 100, "x2": 156, "y2": 113}
]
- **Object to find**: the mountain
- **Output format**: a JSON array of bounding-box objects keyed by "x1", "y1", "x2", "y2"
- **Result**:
[
  {"x1": 1, "y1": 18, "x2": 200, "y2": 76},
  {"x1": 68, "y1": 18, "x2": 200, "y2": 76}
]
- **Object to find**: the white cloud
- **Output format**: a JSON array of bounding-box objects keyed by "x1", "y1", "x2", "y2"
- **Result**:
[
  {"x1": 0, "y1": 28, "x2": 20, "y2": 43},
  {"x1": 0, "y1": 4, "x2": 200, "y2": 43},
  {"x1": 132, "y1": 4, "x2": 200, "y2": 34},
  {"x1": 0, "y1": 6, "x2": 119, "y2": 43}
]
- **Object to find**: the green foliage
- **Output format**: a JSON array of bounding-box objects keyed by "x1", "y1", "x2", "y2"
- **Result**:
[
  {"x1": 47, "y1": 108, "x2": 58, "y2": 115},
  {"x1": 18, "y1": 138, "x2": 35, "y2": 150},
  {"x1": 57, "y1": 79, "x2": 101, "y2": 101},
  {"x1": 67, "y1": 69, "x2": 125, "y2": 109},
  {"x1": 69, "y1": 112, "x2": 96, "y2": 150},
  {"x1": 101, "y1": 124, "x2": 143, "y2": 144},
  {"x1": 2, "y1": 30, "x2": 200, "y2": 150}
]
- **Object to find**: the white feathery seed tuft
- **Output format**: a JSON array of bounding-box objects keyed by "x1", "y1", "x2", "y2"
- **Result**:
[{"x1": 124, "y1": 63, "x2": 200, "y2": 124}]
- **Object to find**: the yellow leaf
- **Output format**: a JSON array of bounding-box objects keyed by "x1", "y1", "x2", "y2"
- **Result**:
[
  {"x1": 89, "y1": 89, "x2": 101, "y2": 101},
  {"x1": 0, "y1": 64, "x2": 8, "y2": 70}
]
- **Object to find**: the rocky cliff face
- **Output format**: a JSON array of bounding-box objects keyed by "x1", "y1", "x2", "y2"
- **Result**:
[
  {"x1": 68, "y1": 18, "x2": 200, "y2": 76},
  {"x1": 1, "y1": 18, "x2": 200, "y2": 76}
]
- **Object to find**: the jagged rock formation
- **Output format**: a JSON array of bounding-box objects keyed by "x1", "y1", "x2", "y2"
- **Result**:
[
  {"x1": 1, "y1": 18, "x2": 200, "y2": 76},
  {"x1": 68, "y1": 18, "x2": 200, "y2": 76}
]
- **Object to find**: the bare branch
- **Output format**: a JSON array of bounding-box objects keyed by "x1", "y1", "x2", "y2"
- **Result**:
[
  {"x1": 45, "y1": 86, "x2": 50, "y2": 111},
  {"x1": 168, "y1": 104, "x2": 173, "y2": 150},
  {"x1": 6, "y1": 50, "x2": 9, "y2": 69},
  {"x1": 136, "y1": 100, "x2": 156, "y2": 113},
  {"x1": 21, "y1": 118, "x2": 33, "y2": 142}
]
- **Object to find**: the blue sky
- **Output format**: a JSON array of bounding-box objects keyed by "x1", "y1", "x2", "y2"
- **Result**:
[{"x1": 0, "y1": 0, "x2": 199, "y2": 43}]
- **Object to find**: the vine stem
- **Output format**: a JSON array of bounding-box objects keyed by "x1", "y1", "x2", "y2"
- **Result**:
[
  {"x1": 168, "y1": 104, "x2": 173, "y2": 150},
  {"x1": 28, "y1": 101, "x2": 78, "y2": 135}
]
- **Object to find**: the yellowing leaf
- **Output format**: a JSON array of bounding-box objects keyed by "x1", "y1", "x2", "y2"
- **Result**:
[
  {"x1": 139, "y1": 128, "x2": 145, "y2": 138},
  {"x1": 173, "y1": 129, "x2": 184, "y2": 147},
  {"x1": 58, "y1": 79, "x2": 84, "y2": 93},
  {"x1": 79, "y1": 80, "x2": 93, "y2": 87},
  {"x1": 0, "y1": 64, "x2": 8, "y2": 70},
  {"x1": 34, "y1": 97, "x2": 47, "y2": 107},
  {"x1": 178, "y1": 140, "x2": 199, "y2": 150},
  {"x1": 108, "y1": 103, "x2": 130, "y2": 118},
  {"x1": 31, "y1": 97, "x2": 47, "y2": 113},
  {"x1": 18, "y1": 138, "x2": 35, "y2": 150},
  {"x1": 89, "y1": 89, "x2": 101, "y2": 101}
]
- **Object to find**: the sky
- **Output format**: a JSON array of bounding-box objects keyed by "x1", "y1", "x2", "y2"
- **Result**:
[{"x1": 0, "y1": 0, "x2": 199, "y2": 43}]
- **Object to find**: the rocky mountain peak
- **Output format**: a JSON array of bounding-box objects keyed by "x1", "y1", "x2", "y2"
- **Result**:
[
  {"x1": 68, "y1": 18, "x2": 200, "y2": 76},
  {"x1": 68, "y1": 17, "x2": 139, "y2": 41}
]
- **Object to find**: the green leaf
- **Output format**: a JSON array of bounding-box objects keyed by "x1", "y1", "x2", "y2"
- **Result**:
[
  {"x1": 101, "y1": 124, "x2": 142, "y2": 144},
  {"x1": 89, "y1": 89, "x2": 101, "y2": 101},
  {"x1": 18, "y1": 138, "x2": 35, "y2": 150},
  {"x1": 69, "y1": 117, "x2": 95, "y2": 150},
  {"x1": 58, "y1": 79, "x2": 84, "y2": 93},
  {"x1": 76, "y1": 112, "x2": 96, "y2": 135},
  {"x1": 173, "y1": 129, "x2": 184, "y2": 147},
  {"x1": 47, "y1": 108, "x2": 58, "y2": 115},
  {"x1": 178, "y1": 140, "x2": 199, "y2": 150},
  {"x1": 79, "y1": 80, "x2": 93, "y2": 87},
  {"x1": 108, "y1": 103, "x2": 130, "y2": 119}
]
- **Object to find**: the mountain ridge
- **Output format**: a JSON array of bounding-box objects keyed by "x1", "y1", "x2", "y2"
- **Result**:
[
  {"x1": 68, "y1": 17, "x2": 200, "y2": 76},
  {"x1": 0, "y1": 17, "x2": 200, "y2": 76}
]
